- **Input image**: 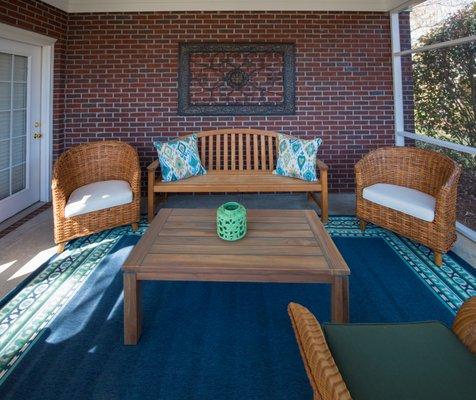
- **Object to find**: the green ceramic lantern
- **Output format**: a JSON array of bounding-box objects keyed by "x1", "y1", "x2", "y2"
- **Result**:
[{"x1": 216, "y1": 202, "x2": 247, "y2": 241}]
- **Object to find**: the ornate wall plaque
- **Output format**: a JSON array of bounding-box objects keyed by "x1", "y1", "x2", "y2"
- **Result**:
[{"x1": 178, "y1": 43, "x2": 295, "y2": 116}]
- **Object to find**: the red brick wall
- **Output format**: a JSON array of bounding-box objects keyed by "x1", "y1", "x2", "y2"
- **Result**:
[
  {"x1": 1, "y1": 6, "x2": 395, "y2": 192},
  {"x1": 65, "y1": 12, "x2": 395, "y2": 192},
  {"x1": 0, "y1": 0, "x2": 68, "y2": 157}
]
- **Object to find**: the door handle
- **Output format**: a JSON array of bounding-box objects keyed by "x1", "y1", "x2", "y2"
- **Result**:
[{"x1": 33, "y1": 132, "x2": 42, "y2": 139}]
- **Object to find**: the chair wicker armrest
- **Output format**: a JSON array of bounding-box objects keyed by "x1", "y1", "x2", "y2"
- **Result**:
[
  {"x1": 433, "y1": 163, "x2": 461, "y2": 223},
  {"x1": 452, "y1": 296, "x2": 476, "y2": 354},
  {"x1": 354, "y1": 154, "x2": 381, "y2": 191},
  {"x1": 288, "y1": 303, "x2": 352, "y2": 400},
  {"x1": 122, "y1": 146, "x2": 141, "y2": 198},
  {"x1": 51, "y1": 154, "x2": 79, "y2": 219}
]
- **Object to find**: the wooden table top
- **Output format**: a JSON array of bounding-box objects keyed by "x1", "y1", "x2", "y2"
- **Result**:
[{"x1": 123, "y1": 208, "x2": 350, "y2": 283}]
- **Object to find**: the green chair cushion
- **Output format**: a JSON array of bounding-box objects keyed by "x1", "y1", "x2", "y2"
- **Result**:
[{"x1": 323, "y1": 321, "x2": 476, "y2": 400}]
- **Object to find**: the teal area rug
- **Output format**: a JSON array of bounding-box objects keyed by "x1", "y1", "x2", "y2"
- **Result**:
[{"x1": 0, "y1": 216, "x2": 474, "y2": 399}]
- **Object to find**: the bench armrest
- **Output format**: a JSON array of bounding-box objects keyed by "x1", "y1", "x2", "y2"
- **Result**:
[
  {"x1": 147, "y1": 160, "x2": 160, "y2": 222},
  {"x1": 147, "y1": 159, "x2": 159, "y2": 171},
  {"x1": 317, "y1": 159, "x2": 328, "y2": 172}
]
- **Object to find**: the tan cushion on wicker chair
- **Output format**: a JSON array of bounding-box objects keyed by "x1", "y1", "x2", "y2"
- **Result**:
[
  {"x1": 64, "y1": 180, "x2": 133, "y2": 218},
  {"x1": 363, "y1": 183, "x2": 435, "y2": 222}
]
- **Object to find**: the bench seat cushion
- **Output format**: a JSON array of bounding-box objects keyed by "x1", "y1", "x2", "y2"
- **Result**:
[
  {"x1": 362, "y1": 183, "x2": 435, "y2": 222},
  {"x1": 323, "y1": 321, "x2": 476, "y2": 400},
  {"x1": 65, "y1": 180, "x2": 133, "y2": 218},
  {"x1": 154, "y1": 170, "x2": 322, "y2": 192}
]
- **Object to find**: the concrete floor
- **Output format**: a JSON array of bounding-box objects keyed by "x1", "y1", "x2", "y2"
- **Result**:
[
  {"x1": 0, "y1": 207, "x2": 56, "y2": 299},
  {"x1": 0, "y1": 192, "x2": 474, "y2": 300}
]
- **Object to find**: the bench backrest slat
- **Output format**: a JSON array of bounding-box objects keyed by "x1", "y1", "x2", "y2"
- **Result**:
[
  {"x1": 261, "y1": 135, "x2": 267, "y2": 170},
  {"x1": 208, "y1": 135, "x2": 214, "y2": 170},
  {"x1": 195, "y1": 129, "x2": 279, "y2": 172},
  {"x1": 223, "y1": 134, "x2": 228, "y2": 171},
  {"x1": 239, "y1": 134, "x2": 244, "y2": 170},
  {"x1": 253, "y1": 135, "x2": 259, "y2": 171},
  {"x1": 200, "y1": 136, "x2": 206, "y2": 166},
  {"x1": 231, "y1": 133, "x2": 236, "y2": 170},
  {"x1": 268, "y1": 136, "x2": 274, "y2": 170},
  {"x1": 246, "y1": 134, "x2": 251, "y2": 170}
]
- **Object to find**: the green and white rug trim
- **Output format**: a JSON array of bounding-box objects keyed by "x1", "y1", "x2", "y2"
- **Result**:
[{"x1": 0, "y1": 216, "x2": 474, "y2": 384}]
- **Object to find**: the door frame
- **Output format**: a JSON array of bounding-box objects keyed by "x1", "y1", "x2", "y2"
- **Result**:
[{"x1": 0, "y1": 22, "x2": 56, "y2": 202}]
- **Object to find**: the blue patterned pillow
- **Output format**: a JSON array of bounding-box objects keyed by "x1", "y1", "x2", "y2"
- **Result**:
[
  {"x1": 154, "y1": 134, "x2": 207, "y2": 182},
  {"x1": 273, "y1": 133, "x2": 322, "y2": 182}
]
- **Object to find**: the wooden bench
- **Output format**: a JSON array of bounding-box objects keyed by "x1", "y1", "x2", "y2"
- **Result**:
[{"x1": 147, "y1": 129, "x2": 329, "y2": 223}]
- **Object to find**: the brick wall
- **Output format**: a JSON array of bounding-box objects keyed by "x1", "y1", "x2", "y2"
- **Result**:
[
  {"x1": 65, "y1": 12, "x2": 395, "y2": 192},
  {"x1": 0, "y1": 0, "x2": 68, "y2": 157},
  {"x1": 1, "y1": 6, "x2": 395, "y2": 192}
]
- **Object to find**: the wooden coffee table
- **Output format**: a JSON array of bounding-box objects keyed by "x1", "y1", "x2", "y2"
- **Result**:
[{"x1": 123, "y1": 208, "x2": 350, "y2": 344}]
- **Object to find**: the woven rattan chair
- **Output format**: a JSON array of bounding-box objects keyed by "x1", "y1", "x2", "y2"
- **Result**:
[
  {"x1": 355, "y1": 147, "x2": 461, "y2": 266},
  {"x1": 52, "y1": 141, "x2": 141, "y2": 253},
  {"x1": 288, "y1": 297, "x2": 476, "y2": 400}
]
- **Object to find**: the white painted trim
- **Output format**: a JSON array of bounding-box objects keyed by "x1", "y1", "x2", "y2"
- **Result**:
[
  {"x1": 390, "y1": 12, "x2": 405, "y2": 146},
  {"x1": 395, "y1": 35, "x2": 476, "y2": 57},
  {"x1": 40, "y1": 46, "x2": 54, "y2": 202},
  {"x1": 456, "y1": 222, "x2": 476, "y2": 243},
  {"x1": 397, "y1": 131, "x2": 476, "y2": 155},
  {"x1": 41, "y1": 0, "x2": 411, "y2": 13},
  {"x1": 0, "y1": 22, "x2": 57, "y2": 46}
]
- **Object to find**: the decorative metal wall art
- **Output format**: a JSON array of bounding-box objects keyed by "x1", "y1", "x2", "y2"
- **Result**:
[{"x1": 178, "y1": 43, "x2": 295, "y2": 116}]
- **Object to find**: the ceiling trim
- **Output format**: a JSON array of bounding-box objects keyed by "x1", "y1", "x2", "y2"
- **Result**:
[{"x1": 41, "y1": 0, "x2": 416, "y2": 13}]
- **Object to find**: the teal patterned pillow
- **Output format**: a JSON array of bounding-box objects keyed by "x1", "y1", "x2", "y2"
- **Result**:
[
  {"x1": 273, "y1": 133, "x2": 322, "y2": 182},
  {"x1": 154, "y1": 134, "x2": 206, "y2": 182}
]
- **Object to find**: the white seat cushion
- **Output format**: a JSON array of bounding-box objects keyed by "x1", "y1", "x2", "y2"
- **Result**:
[
  {"x1": 362, "y1": 183, "x2": 435, "y2": 222},
  {"x1": 64, "y1": 180, "x2": 133, "y2": 218}
]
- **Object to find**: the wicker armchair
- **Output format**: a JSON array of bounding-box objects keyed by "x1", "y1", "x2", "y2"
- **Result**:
[
  {"x1": 52, "y1": 141, "x2": 141, "y2": 253},
  {"x1": 355, "y1": 147, "x2": 461, "y2": 266},
  {"x1": 288, "y1": 297, "x2": 476, "y2": 400}
]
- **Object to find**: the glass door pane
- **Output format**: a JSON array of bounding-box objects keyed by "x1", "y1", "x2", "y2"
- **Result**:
[{"x1": 0, "y1": 52, "x2": 27, "y2": 200}]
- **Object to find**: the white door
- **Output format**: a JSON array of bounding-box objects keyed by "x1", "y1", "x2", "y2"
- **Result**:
[{"x1": 0, "y1": 39, "x2": 41, "y2": 222}]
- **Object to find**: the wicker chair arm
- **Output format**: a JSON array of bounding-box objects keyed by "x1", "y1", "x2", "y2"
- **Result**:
[
  {"x1": 288, "y1": 303, "x2": 352, "y2": 400},
  {"x1": 452, "y1": 296, "x2": 476, "y2": 354},
  {"x1": 354, "y1": 156, "x2": 380, "y2": 191},
  {"x1": 122, "y1": 146, "x2": 141, "y2": 197},
  {"x1": 433, "y1": 163, "x2": 461, "y2": 222},
  {"x1": 51, "y1": 154, "x2": 79, "y2": 211}
]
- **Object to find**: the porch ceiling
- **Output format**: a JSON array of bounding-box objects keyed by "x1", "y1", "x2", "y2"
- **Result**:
[{"x1": 42, "y1": 0, "x2": 421, "y2": 13}]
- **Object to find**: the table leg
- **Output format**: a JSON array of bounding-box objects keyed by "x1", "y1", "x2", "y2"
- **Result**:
[
  {"x1": 124, "y1": 272, "x2": 141, "y2": 345},
  {"x1": 331, "y1": 276, "x2": 349, "y2": 323}
]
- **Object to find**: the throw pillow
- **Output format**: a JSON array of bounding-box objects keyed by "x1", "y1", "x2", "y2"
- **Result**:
[
  {"x1": 273, "y1": 133, "x2": 322, "y2": 181},
  {"x1": 154, "y1": 134, "x2": 207, "y2": 182}
]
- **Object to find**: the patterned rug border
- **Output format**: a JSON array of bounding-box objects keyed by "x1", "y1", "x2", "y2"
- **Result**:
[
  {"x1": 327, "y1": 217, "x2": 475, "y2": 313},
  {"x1": 0, "y1": 216, "x2": 474, "y2": 386},
  {"x1": 0, "y1": 222, "x2": 147, "y2": 385}
]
